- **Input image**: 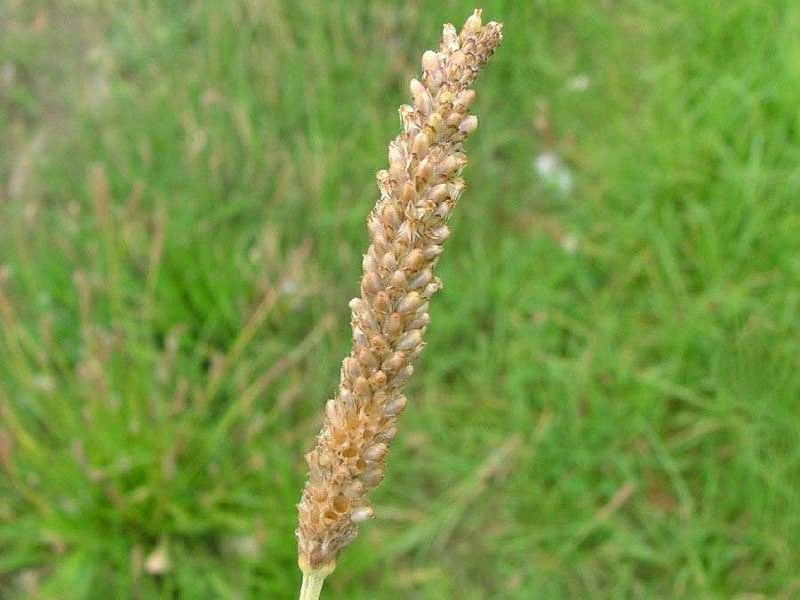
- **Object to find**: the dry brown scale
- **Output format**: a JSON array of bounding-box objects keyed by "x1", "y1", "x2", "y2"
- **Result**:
[{"x1": 297, "y1": 9, "x2": 503, "y2": 575}]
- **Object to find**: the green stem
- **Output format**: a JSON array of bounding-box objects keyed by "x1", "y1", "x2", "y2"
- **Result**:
[
  {"x1": 298, "y1": 570, "x2": 327, "y2": 600},
  {"x1": 298, "y1": 560, "x2": 335, "y2": 600}
]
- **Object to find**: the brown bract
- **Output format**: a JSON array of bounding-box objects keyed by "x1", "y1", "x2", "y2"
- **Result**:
[{"x1": 297, "y1": 9, "x2": 503, "y2": 572}]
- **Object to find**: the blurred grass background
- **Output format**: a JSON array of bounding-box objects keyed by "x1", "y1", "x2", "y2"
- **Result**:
[{"x1": 1, "y1": 0, "x2": 799, "y2": 598}]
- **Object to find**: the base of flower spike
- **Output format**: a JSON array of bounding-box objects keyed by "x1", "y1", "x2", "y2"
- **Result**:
[{"x1": 298, "y1": 557, "x2": 336, "y2": 600}]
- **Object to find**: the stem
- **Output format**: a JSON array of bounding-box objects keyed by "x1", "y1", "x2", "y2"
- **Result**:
[
  {"x1": 298, "y1": 571, "x2": 327, "y2": 600},
  {"x1": 298, "y1": 559, "x2": 335, "y2": 600}
]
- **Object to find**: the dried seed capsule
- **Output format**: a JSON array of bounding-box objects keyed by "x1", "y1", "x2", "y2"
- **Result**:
[
  {"x1": 428, "y1": 70, "x2": 444, "y2": 89},
  {"x1": 386, "y1": 313, "x2": 403, "y2": 338},
  {"x1": 405, "y1": 203, "x2": 427, "y2": 222},
  {"x1": 339, "y1": 388, "x2": 355, "y2": 410},
  {"x1": 449, "y1": 179, "x2": 466, "y2": 201},
  {"x1": 380, "y1": 253, "x2": 398, "y2": 273},
  {"x1": 350, "y1": 505, "x2": 374, "y2": 523},
  {"x1": 370, "y1": 334, "x2": 390, "y2": 354},
  {"x1": 344, "y1": 357, "x2": 360, "y2": 381},
  {"x1": 353, "y1": 327, "x2": 368, "y2": 349},
  {"x1": 396, "y1": 291, "x2": 423, "y2": 314},
  {"x1": 422, "y1": 50, "x2": 440, "y2": 71},
  {"x1": 409, "y1": 268, "x2": 433, "y2": 289},
  {"x1": 449, "y1": 50, "x2": 466, "y2": 67},
  {"x1": 459, "y1": 115, "x2": 478, "y2": 133},
  {"x1": 361, "y1": 271, "x2": 382, "y2": 296},
  {"x1": 442, "y1": 23, "x2": 459, "y2": 52},
  {"x1": 413, "y1": 91, "x2": 433, "y2": 115},
  {"x1": 388, "y1": 162, "x2": 406, "y2": 185},
  {"x1": 422, "y1": 245, "x2": 444, "y2": 260},
  {"x1": 371, "y1": 390, "x2": 388, "y2": 406},
  {"x1": 438, "y1": 154, "x2": 467, "y2": 178},
  {"x1": 416, "y1": 157, "x2": 434, "y2": 185},
  {"x1": 382, "y1": 351, "x2": 406, "y2": 373},
  {"x1": 399, "y1": 181, "x2": 416, "y2": 206},
  {"x1": 412, "y1": 131, "x2": 430, "y2": 157},
  {"x1": 439, "y1": 89, "x2": 455, "y2": 104},
  {"x1": 375, "y1": 426, "x2": 398, "y2": 443},
  {"x1": 373, "y1": 291, "x2": 392, "y2": 314},
  {"x1": 398, "y1": 103, "x2": 414, "y2": 121},
  {"x1": 312, "y1": 485, "x2": 328, "y2": 501},
  {"x1": 325, "y1": 399, "x2": 338, "y2": 425},
  {"x1": 354, "y1": 376, "x2": 372, "y2": 399},
  {"x1": 402, "y1": 249, "x2": 424, "y2": 271},
  {"x1": 428, "y1": 225, "x2": 451, "y2": 243},
  {"x1": 390, "y1": 270, "x2": 407, "y2": 290},
  {"x1": 383, "y1": 395, "x2": 408, "y2": 417},
  {"x1": 360, "y1": 469, "x2": 384, "y2": 487},
  {"x1": 342, "y1": 479, "x2": 364, "y2": 498},
  {"x1": 364, "y1": 443, "x2": 388, "y2": 461},
  {"x1": 349, "y1": 297, "x2": 365, "y2": 313},
  {"x1": 423, "y1": 281, "x2": 442, "y2": 298},
  {"x1": 455, "y1": 89, "x2": 476, "y2": 110},
  {"x1": 406, "y1": 316, "x2": 430, "y2": 331},
  {"x1": 310, "y1": 449, "x2": 327, "y2": 467},
  {"x1": 409, "y1": 78, "x2": 426, "y2": 97},
  {"x1": 463, "y1": 10, "x2": 482, "y2": 34},
  {"x1": 446, "y1": 111, "x2": 464, "y2": 129},
  {"x1": 358, "y1": 348, "x2": 379, "y2": 371},
  {"x1": 382, "y1": 204, "x2": 401, "y2": 229},
  {"x1": 356, "y1": 306, "x2": 380, "y2": 333},
  {"x1": 362, "y1": 253, "x2": 379, "y2": 274},
  {"x1": 427, "y1": 112, "x2": 443, "y2": 133},
  {"x1": 372, "y1": 233, "x2": 392, "y2": 255},
  {"x1": 427, "y1": 183, "x2": 449, "y2": 206},
  {"x1": 396, "y1": 330, "x2": 422, "y2": 351},
  {"x1": 388, "y1": 142, "x2": 405, "y2": 167},
  {"x1": 396, "y1": 221, "x2": 415, "y2": 246},
  {"x1": 394, "y1": 365, "x2": 414, "y2": 385},
  {"x1": 434, "y1": 200, "x2": 453, "y2": 220},
  {"x1": 369, "y1": 370, "x2": 387, "y2": 388}
]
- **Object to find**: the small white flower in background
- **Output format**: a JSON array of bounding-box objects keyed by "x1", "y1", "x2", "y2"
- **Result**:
[
  {"x1": 280, "y1": 278, "x2": 299, "y2": 296},
  {"x1": 535, "y1": 151, "x2": 559, "y2": 178},
  {"x1": 280, "y1": 277, "x2": 307, "y2": 311},
  {"x1": 222, "y1": 535, "x2": 261, "y2": 558},
  {"x1": 145, "y1": 542, "x2": 170, "y2": 575},
  {"x1": 535, "y1": 151, "x2": 574, "y2": 197},
  {"x1": 561, "y1": 233, "x2": 580, "y2": 255},
  {"x1": 567, "y1": 73, "x2": 590, "y2": 92}
]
